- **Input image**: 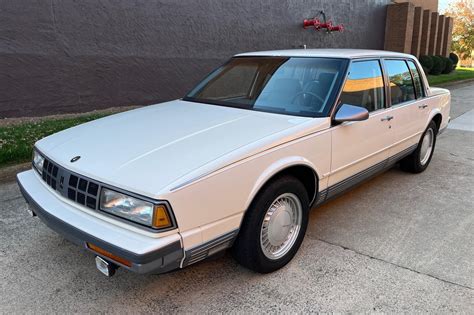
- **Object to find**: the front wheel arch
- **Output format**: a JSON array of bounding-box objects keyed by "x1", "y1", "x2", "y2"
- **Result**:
[
  {"x1": 232, "y1": 175, "x2": 310, "y2": 273},
  {"x1": 245, "y1": 163, "x2": 319, "y2": 212}
]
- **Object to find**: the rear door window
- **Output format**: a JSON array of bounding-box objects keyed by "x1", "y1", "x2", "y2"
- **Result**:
[{"x1": 385, "y1": 60, "x2": 416, "y2": 106}]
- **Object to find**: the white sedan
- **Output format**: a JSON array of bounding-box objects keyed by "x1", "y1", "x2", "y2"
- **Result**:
[{"x1": 17, "y1": 49, "x2": 450, "y2": 276}]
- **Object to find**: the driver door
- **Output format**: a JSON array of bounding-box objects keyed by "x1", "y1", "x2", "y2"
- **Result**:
[{"x1": 328, "y1": 60, "x2": 394, "y2": 198}]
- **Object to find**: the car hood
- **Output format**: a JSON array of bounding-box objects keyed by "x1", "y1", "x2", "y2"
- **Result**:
[{"x1": 37, "y1": 100, "x2": 320, "y2": 196}]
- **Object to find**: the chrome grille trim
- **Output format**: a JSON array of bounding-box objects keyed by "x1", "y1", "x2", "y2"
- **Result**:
[{"x1": 41, "y1": 158, "x2": 100, "y2": 210}]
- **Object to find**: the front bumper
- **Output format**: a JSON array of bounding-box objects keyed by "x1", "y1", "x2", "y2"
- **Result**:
[{"x1": 17, "y1": 170, "x2": 184, "y2": 274}]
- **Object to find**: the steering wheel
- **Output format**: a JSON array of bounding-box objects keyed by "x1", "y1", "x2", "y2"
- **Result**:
[{"x1": 291, "y1": 91, "x2": 325, "y2": 108}]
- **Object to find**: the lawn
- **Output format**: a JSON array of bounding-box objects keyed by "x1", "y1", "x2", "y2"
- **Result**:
[
  {"x1": 427, "y1": 67, "x2": 474, "y2": 86},
  {"x1": 0, "y1": 113, "x2": 108, "y2": 168}
]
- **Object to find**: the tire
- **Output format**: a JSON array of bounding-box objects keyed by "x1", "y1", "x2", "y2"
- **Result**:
[
  {"x1": 232, "y1": 176, "x2": 309, "y2": 273},
  {"x1": 400, "y1": 120, "x2": 438, "y2": 173}
]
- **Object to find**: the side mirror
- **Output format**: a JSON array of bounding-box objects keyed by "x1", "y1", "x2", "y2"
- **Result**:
[{"x1": 334, "y1": 104, "x2": 369, "y2": 123}]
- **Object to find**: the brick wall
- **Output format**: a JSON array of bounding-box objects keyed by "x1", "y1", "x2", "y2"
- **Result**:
[
  {"x1": 394, "y1": 0, "x2": 438, "y2": 12},
  {"x1": 384, "y1": 2, "x2": 415, "y2": 53},
  {"x1": 385, "y1": 2, "x2": 452, "y2": 58}
]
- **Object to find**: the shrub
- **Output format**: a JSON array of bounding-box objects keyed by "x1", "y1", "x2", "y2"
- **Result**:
[
  {"x1": 419, "y1": 55, "x2": 434, "y2": 73},
  {"x1": 437, "y1": 56, "x2": 447, "y2": 73},
  {"x1": 430, "y1": 56, "x2": 445, "y2": 75},
  {"x1": 442, "y1": 57, "x2": 454, "y2": 74},
  {"x1": 421, "y1": 66, "x2": 430, "y2": 75},
  {"x1": 449, "y1": 52, "x2": 459, "y2": 70}
]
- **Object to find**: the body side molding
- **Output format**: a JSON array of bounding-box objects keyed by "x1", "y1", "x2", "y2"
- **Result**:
[
  {"x1": 181, "y1": 229, "x2": 239, "y2": 267},
  {"x1": 314, "y1": 144, "x2": 417, "y2": 206}
]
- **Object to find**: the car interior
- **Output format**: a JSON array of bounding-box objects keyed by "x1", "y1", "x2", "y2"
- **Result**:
[{"x1": 254, "y1": 71, "x2": 338, "y2": 114}]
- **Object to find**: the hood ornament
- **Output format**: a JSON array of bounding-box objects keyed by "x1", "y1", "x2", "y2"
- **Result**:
[{"x1": 70, "y1": 156, "x2": 81, "y2": 163}]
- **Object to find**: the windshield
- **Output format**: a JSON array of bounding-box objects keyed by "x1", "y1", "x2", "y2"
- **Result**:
[{"x1": 184, "y1": 57, "x2": 348, "y2": 117}]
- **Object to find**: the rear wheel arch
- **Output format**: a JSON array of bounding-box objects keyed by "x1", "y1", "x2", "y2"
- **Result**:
[{"x1": 432, "y1": 113, "x2": 442, "y2": 133}]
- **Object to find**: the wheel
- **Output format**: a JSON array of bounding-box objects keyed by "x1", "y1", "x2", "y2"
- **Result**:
[
  {"x1": 232, "y1": 176, "x2": 309, "y2": 273},
  {"x1": 400, "y1": 120, "x2": 437, "y2": 173}
]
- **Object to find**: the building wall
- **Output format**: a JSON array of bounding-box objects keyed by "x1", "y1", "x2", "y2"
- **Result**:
[
  {"x1": 384, "y1": 1, "x2": 452, "y2": 58},
  {"x1": 0, "y1": 0, "x2": 391, "y2": 118},
  {"x1": 394, "y1": 0, "x2": 438, "y2": 12}
]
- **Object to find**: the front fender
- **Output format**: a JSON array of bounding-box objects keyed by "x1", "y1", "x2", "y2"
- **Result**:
[{"x1": 244, "y1": 156, "x2": 319, "y2": 210}]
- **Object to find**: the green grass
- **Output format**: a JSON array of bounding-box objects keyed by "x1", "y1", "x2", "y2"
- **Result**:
[
  {"x1": 0, "y1": 113, "x2": 108, "y2": 168},
  {"x1": 427, "y1": 67, "x2": 474, "y2": 86}
]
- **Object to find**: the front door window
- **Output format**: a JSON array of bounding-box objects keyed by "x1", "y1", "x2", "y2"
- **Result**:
[{"x1": 339, "y1": 60, "x2": 385, "y2": 112}]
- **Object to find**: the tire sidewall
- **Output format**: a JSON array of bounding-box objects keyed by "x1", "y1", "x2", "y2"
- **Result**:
[
  {"x1": 241, "y1": 176, "x2": 309, "y2": 272},
  {"x1": 415, "y1": 121, "x2": 437, "y2": 171}
]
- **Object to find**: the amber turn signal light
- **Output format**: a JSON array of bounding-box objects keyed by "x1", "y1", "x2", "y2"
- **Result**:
[
  {"x1": 153, "y1": 204, "x2": 172, "y2": 229},
  {"x1": 87, "y1": 243, "x2": 132, "y2": 267}
]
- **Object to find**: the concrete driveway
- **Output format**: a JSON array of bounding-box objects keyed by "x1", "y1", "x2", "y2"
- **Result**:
[{"x1": 1, "y1": 83, "x2": 473, "y2": 313}]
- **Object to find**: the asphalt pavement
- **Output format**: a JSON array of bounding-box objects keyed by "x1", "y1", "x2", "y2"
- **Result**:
[{"x1": 0, "y1": 82, "x2": 473, "y2": 313}]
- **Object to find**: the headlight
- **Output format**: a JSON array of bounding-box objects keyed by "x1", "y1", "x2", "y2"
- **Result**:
[
  {"x1": 33, "y1": 149, "x2": 45, "y2": 175},
  {"x1": 99, "y1": 188, "x2": 172, "y2": 229}
]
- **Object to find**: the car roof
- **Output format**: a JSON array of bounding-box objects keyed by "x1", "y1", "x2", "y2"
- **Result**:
[{"x1": 234, "y1": 49, "x2": 415, "y2": 59}]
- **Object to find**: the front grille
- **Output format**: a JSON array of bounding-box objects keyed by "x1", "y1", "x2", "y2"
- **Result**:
[
  {"x1": 41, "y1": 158, "x2": 100, "y2": 210},
  {"x1": 42, "y1": 159, "x2": 59, "y2": 190}
]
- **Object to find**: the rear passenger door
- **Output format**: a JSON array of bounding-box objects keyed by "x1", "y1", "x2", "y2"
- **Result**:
[
  {"x1": 328, "y1": 60, "x2": 394, "y2": 194},
  {"x1": 383, "y1": 59, "x2": 427, "y2": 158}
]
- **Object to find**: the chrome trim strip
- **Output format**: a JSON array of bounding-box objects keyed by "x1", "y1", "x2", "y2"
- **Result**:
[
  {"x1": 314, "y1": 188, "x2": 328, "y2": 206},
  {"x1": 327, "y1": 159, "x2": 387, "y2": 199},
  {"x1": 314, "y1": 144, "x2": 417, "y2": 205},
  {"x1": 182, "y1": 229, "x2": 239, "y2": 267},
  {"x1": 328, "y1": 143, "x2": 390, "y2": 175},
  {"x1": 387, "y1": 144, "x2": 417, "y2": 165}
]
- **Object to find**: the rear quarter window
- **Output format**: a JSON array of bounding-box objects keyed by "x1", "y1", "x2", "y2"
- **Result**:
[{"x1": 407, "y1": 60, "x2": 425, "y2": 98}]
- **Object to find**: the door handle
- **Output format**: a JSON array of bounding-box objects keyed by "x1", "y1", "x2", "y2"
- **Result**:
[
  {"x1": 381, "y1": 116, "x2": 394, "y2": 122},
  {"x1": 418, "y1": 104, "x2": 428, "y2": 109}
]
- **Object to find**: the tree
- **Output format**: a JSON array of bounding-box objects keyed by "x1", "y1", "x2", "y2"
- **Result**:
[{"x1": 444, "y1": 0, "x2": 473, "y2": 66}]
